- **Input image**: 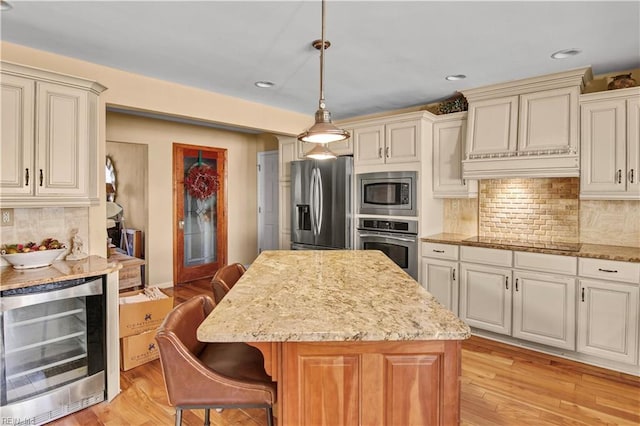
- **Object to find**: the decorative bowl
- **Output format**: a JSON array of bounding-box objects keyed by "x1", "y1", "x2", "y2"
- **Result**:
[{"x1": 1, "y1": 248, "x2": 66, "y2": 269}]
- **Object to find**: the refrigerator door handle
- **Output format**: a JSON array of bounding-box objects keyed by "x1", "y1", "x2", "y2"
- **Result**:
[
  {"x1": 309, "y1": 167, "x2": 316, "y2": 236},
  {"x1": 316, "y1": 167, "x2": 323, "y2": 235}
]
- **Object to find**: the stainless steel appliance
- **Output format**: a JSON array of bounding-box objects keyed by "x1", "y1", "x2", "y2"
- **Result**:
[
  {"x1": 357, "y1": 218, "x2": 418, "y2": 279},
  {"x1": 357, "y1": 171, "x2": 417, "y2": 216},
  {"x1": 291, "y1": 157, "x2": 353, "y2": 250},
  {"x1": 1, "y1": 276, "x2": 106, "y2": 425}
]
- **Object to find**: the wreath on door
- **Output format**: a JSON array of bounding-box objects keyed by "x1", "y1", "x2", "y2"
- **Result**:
[{"x1": 184, "y1": 152, "x2": 219, "y2": 200}]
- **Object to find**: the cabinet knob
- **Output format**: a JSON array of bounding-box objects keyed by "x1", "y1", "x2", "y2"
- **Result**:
[
  {"x1": 597, "y1": 268, "x2": 618, "y2": 273},
  {"x1": 581, "y1": 287, "x2": 585, "y2": 302},
  {"x1": 25, "y1": 168, "x2": 29, "y2": 186},
  {"x1": 617, "y1": 169, "x2": 622, "y2": 184},
  {"x1": 505, "y1": 276, "x2": 509, "y2": 290},
  {"x1": 515, "y1": 278, "x2": 519, "y2": 292},
  {"x1": 630, "y1": 169, "x2": 635, "y2": 184},
  {"x1": 452, "y1": 268, "x2": 456, "y2": 281},
  {"x1": 385, "y1": 146, "x2": 390, "y2": 158},
  {"x1": 39, "y1": 169, "x2": 43, "y2": 187},
  {"x1": 378, "y1": 147, "x2": 382, "y2": 158}
]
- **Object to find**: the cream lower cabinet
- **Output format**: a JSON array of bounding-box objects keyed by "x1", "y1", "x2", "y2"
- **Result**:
[
  {"x1": 512, "y1": 271, "x2": 576, "y2": 350},
  {"x1": 1, "y1": 61, "x2": 106, "y2": 207},
  {"x1": 580, "y1": 87, "x2": 640, "y2": 200},
  {"x1": 577, "y1": 258, "x2": 640, "y2": 365},
  {"x1": 421, "y1": 242, "x2": 459, "y2": 315},
  {"x1": 460, "y1": 262, "x2": 512, "y2": 335}
]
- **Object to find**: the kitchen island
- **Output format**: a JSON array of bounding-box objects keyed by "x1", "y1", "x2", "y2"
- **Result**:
[{"x1": 197, "y1": 250, "x2": 470, "y2": 426}]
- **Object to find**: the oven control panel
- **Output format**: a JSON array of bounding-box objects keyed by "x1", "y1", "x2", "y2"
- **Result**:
[{"x1": 357, "y1": 218, "x2": 417, "y2": 235}]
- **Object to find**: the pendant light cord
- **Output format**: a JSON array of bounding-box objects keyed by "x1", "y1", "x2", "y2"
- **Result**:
[{"x1": 319, "y1": 0, "x2": 326, "y2": 109}]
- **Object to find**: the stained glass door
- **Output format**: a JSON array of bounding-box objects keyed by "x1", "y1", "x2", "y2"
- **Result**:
[{"x1": 173, "y1": 143, "x2": 227, "y2": 284}]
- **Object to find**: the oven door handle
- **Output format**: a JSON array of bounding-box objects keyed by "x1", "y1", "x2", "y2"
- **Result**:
[{"x1": 358, "y1": 233, "x2": 416, "y2": 243}]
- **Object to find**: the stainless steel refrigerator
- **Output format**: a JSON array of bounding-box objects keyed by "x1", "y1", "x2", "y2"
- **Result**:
[{"x1": 290, "y1": 156, "x2": 353, "y2": 250}]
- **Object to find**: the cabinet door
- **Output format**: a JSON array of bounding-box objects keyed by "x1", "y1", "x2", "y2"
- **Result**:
[
  {"x1": 353, "y1": 125, "x2": 385, "y2": 166},
  {"x1": 627, "y1": 96, "x2": 640, "y2": 196},
  {"x1": 577, "y1": 279, "x2": 639, "y2": 365},
  {"x1": 385, "y1": 120, "x2": 420, "y2": 164},
  {"x1": 513, "y1": 271, "x2": 576, "y2": 350},
  {"x1": 466, "y1": 96, "x2": 518, "y2": 157},
  {"x1": 421, "y1": 258, "x2": 458, "y2": 315},
  {"x1": 518, "y1": 87, "x2": 578, "y2": 154},
  {"x1": 460, "y1": 263, "x2": 512, "y2": 335},
  {"x1": 580, "y1": 99, "x2": 627, "y2": 195},
  {"x1": 279, "y1": 137, "x2": 297, "y2": 181},
  {"x1": 35, "y1": 82, "x2": 89, "y2": 197},
  {"x1": 433, "y1": 118, "x2": 475, "y2": 197},
  {"x1": 0, "y1": 74, "x2": 35, "y2": 196}
]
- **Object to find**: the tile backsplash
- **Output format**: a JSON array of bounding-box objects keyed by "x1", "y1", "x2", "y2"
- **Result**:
[
  {"x1": 0, "y1": 207, "x2": 89, "y2": 265},
  {"x1": 479, "y1": 178, "x2": 579, "y2": 244},
  {"x1": 443, "y1": 178, "x2": 639, "y2": 247}
]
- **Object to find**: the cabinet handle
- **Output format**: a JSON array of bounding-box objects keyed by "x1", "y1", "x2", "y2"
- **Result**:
[
  {"x1": 39, "y1": 169, "x2": 43, "y2": 186},
  {"x1": 597, "y1": 268, "x2": 618, "y2": 273},
  {"x1": 581, "y1": 287, "x2": 585, "y2": 302},
  {"x1": 617, "y1": 169, "x2": 622, "y2": 184},
  {"x1": 385, "y1": 146, "x2": 390, "y2": 158},
  {"x1": 432, "y1": 249, "x2": 445, "y2": 253},
  {"x1": 515, "y1": 278, "x2": 519, "y2": 292},
  {"x1": 378, "y1": 147, "x2": 382, "y2": 158},
  {"x1": 505, "y1": 276, "x2": 509, "y2": 290},
  {"x1": 25, "y1": 168, "x2": 29, "y2": 186},
  {"x1": 630, "y1": 169, "x2": 635, "y2": 184},
  {"x1": 452, "y1": 268, "x2": 456, "y2": 281}
]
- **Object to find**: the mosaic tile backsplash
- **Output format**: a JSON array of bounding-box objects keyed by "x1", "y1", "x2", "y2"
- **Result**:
[{"x1": 478, "y1": 178, "x2": 579, "y2": 244}]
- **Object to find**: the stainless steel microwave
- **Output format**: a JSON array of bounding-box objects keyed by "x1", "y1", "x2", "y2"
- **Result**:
[{"x1": 357, "y1": 171, "x2": 417, "y2": 216}]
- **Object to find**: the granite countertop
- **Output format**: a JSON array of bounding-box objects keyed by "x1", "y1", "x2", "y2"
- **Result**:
[
  {"x1": 198, "y1": 250, "x2": 471, "y2": 343},
  {"x1": 0, "y1": 255, "x2": 122, "y2": 291},
  {"x1": 421, "y1": 233, "x2": 640, "y2": 263}
]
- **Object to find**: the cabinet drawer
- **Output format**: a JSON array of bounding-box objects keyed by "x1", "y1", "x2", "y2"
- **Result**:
[
  {"x1": 460, "y1": 246, "x2": 512, "y2": 267},
  {"x1": 578, "y1": 258, "x2": 640, "y2": 284},
  {"x1": 514, "y1": 251, "x2": 577, "y2": 276},
  {"x1": 422, "y1": 242, "x2": 458, "y2": 260}
]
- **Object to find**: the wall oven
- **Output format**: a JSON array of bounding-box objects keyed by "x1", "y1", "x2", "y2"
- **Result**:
[
  {"x1": 357, "y1": 218, "x2": 418, "y2": 280},
  {"x1": 1, "y1": 276, "x2": 106, "y2": 425},
  {"x1": 358, "y1": 171, "x2": 416, "y2": 216}
]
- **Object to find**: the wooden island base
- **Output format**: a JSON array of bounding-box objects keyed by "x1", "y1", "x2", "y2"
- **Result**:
[{"x1": 250, "y1": 340, "x2": 462, "y2": 426}]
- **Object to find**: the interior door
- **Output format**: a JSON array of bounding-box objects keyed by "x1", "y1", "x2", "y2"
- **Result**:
[
  {"x1": 257, "y1": 151, "x2": 279, "y2": 253},
  {"x1": 173, "y1": 143, "x2": 227, "y2": 284}
]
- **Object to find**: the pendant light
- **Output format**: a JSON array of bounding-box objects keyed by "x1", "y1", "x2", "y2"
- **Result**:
[{"x1": 298, "y1": 0, "x2": 350, "y2": 157}]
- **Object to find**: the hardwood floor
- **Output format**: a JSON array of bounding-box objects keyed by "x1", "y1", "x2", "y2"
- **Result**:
[{"x1": 50, "y1": 280, "x2": 639, "y2": 425}]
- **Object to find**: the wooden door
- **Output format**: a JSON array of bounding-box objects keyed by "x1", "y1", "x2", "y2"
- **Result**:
[{"x1": 173, "y1": 143, "x2": 227, "y2": 284}]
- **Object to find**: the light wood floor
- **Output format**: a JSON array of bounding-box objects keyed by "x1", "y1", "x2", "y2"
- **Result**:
[{"x1": 50, "y1": 280, "x2": 639, "y2": 425}]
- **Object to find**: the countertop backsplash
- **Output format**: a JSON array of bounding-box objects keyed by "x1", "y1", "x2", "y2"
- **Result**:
[
  {"x1": 443, "y1": 178, "x2": 639, "y2": 248},
  {"x1": 0, "y1": 207, "x2": 89, "y2": 266}
]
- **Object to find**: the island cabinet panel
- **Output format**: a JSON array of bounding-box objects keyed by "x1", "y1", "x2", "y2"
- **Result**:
[{"x1": 280, "y1": 340, "x2": 461, "y2": 426}]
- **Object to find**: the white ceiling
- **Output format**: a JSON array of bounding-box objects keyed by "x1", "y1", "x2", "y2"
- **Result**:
[{"x1": 2, "y1": 1, "x2": 639, "y2": 121}]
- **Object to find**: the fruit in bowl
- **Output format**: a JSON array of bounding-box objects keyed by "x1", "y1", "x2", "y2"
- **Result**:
[{"x1": 1, "y1": 239, "x2": 67, "y2": 269}]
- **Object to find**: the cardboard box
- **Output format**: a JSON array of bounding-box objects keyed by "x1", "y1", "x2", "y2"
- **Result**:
[
  {"x1": 119, "y1": 289, "x2": 173, "y2": 338},
  {"x1": 120, "y1": 330, "x2": 159, "y2": 371}
]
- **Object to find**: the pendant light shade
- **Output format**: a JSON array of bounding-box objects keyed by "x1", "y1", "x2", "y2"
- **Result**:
[
  {"x1": 305, "y1": 142, "x2": 337, "y2": 160},
  {"x1": 298, "y1": 0, "x2": 350, "y2": 150}
]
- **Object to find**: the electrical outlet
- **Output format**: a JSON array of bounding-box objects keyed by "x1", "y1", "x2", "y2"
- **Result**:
[{"x1": 1, "y1": 209, "x2": 14, "y2": 227}]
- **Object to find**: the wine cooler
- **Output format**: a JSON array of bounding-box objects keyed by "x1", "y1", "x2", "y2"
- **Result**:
[{"x1": 0, "y1": 276, "x2": 106, "y2": 425}]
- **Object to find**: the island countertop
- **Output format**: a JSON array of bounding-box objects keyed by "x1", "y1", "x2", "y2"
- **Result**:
[{"x1": 197, "y1": 250, "x2": 470, "y2": 343}]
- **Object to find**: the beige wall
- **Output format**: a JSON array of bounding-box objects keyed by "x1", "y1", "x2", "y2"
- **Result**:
[{"x1": 107, "y1": 112, "x2": 261, "y2": 286}]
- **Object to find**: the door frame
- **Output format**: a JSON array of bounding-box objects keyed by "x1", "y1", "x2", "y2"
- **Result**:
[{"x1": 172, "y1": 142, "x2": 227, "y2": 285}]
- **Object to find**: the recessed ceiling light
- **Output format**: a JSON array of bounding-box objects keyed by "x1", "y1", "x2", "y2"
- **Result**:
[
  {"x1": 254, "y1": 81, "x2": 275, "y2": 88},
  {"x1": 551, "y1": 48, "x2": 582, "y2": 59},
  {"x1": 445, "y1": 74, "x2": 466, "y2": 81},
  {"x1": 0, "y1": 1, "x2": 13, "y2": 11}
]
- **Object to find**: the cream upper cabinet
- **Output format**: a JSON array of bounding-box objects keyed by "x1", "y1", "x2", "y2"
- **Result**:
[
  {"x1": 0, "y1": 62, "x2": 106, "y2": 207},
  {"x1": 278, "y1": 137, "x2": 297, "y2": 249},
  {"x1": 431, "y1": 112, "x2": 477, "y2": 198},
  {"x1": 353, "y1": 118, "x2": 420, "y2": 166},
  {"x1": 279, "y1": 137, "x2": 297, "y2": 181},
  {"x1": 465, "y1": 96, "x2": 519, "y2": 156},
  {"x1": 580, "y1": 87, "x2": 640, "y2": 200},
  {"x1": 462, "y1": 67, "x2": 590, "y2": 179}
]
